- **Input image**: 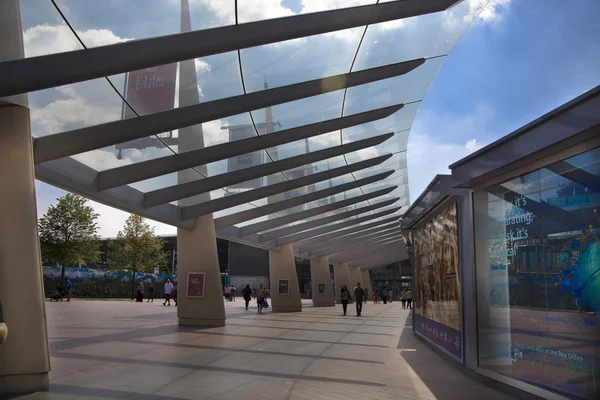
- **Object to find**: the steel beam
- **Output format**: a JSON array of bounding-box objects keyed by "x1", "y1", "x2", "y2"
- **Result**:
[
  {"x1": 275, "y1": 207, "x2": 401, "y2": 247},
  {"x1": 211, "y1": 175, "x2": 393, "y2": 229},
  {"x1": 300, "y1": 225, "x2": 401, "y2": 254},
  {"x1": 312, "y1": 231, "x2": 402, "y2": 256},
  {"x1": 144, "y1": 132, "x2": 392, "y2": 209},
  {"x1": 326, "y1": 236, "x2": 403, "y2": 259},
  {"x1": 240, "y1": 186, "x2": 395, "y2": 236},
  {"x1": 331, "y1": 241, "x2": 402, "y2": 264},
  {"x1": 212, "y1": 171, "x2": 394, "y2": 228},
  {"x1": 0, "y1": 0, "x2": 457, "y2": 98},
  {"x1": 297, "y1": 221, "x2": 400, "y2": 250},
  {"x1": 258, "y1": 198, "x2": 398, "y2": 242},
  {"x1": 34, "y1": 59, "x2": 423, "y2": 163},
  {"x1": 295, "y1": 216, "x2": 400, "y2": 248},
  {"x1": 98, "y1": 104, "x2": 402, "y2": 190},
  {"x1": 187, "y1": 154, "x2": 392, "y2": 220}
]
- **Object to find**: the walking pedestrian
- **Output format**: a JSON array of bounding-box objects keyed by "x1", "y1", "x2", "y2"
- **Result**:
[
  {"x1": 354, "y1": 283, "x2": 364, "y2": 316},
  {"x1": 242, "y1": 284, "x2": 252, "y2": 310},
  {"x1": 407, "y1": 289, "x2": 413, "y2": 309},
  {"x1": 163, "y1": 279, "x2": 174, "y2": 306},
  {"x1": 173, "y1": 283, "x2": 178, "y2": 306},
  {"x1": 136, "y1": 281, "x2": 144, "y2": 302},
  {"x1": 230, "y1": 285, "x2": 237, "y2": 302},
  {"x1": 64, "y1": 278, "x2": 73, "y2": 302},
  {"x1": 401, "y1": 290, "x2": 407, "y2": 308},
  {"x1": 256, "y1": 284, "x2": 266, "y2": 313},
  {"x1": 340, "y1": 286, "x2": 351, "y2": 316},
  {"x1": 147, "y1": 281, "x2": 154, "y2": 303},
  {"x1": 0, "y1": 300, "x2": 7, "y2": 344}
]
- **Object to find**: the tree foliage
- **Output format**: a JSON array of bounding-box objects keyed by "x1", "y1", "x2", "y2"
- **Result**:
[
  {"x1": 108, "y1": 215, "x2": 168, "y2": 299},
  {"x1": 38, "y1": 193, "x2": 101, "y2": 279},
  {"x1": 107, "y1": 215, "x2": 168, "y2": 273}
]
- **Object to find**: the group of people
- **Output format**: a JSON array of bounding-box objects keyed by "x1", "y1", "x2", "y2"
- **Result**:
[
  {"x1": 371, "y1": 287, "x2": 412, "y2": 306},
  {"x1": 340, "y1": 282, "x2": 366, "y2": 316},
  {"x1": 400, "y1": 289, "x2": 413, "y2": 309},
  {"x1": 223, "y1": 285, "x2": 236, "y2": 302},
  {"x1": 135, "y1": 279, "x2": 177, "y2": 307},
  {"x1": 240, "y1": 283, "x2": 269, "y2": 313}
]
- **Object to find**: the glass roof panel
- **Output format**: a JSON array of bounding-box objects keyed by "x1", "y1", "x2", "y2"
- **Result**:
[
  {"x1": 52, "y1": 0, "x2": 234, "y2": 43},
  {"x1": 344, "y1": 57, "x2": 445, "y2": 116},
  {"x1": 355, "y1": 0, "x2": 486, "y2": 70},
  {"x1": 240, "y1": 29, "x2": 362, "y2": 92},
  {"x1": 237, "y1": 1, "x2": 376, "y2": 24}
]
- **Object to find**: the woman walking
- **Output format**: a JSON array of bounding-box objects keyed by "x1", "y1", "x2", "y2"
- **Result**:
[
  {"x1": 340, "y1": 286, "x2": 352, "y2": 316},
  {"x1": 256, "y1": 283, "x2": 266, "y2": 314},
  {"x1": 242, "y1": 284, "x2": 252, "y2": 310}
]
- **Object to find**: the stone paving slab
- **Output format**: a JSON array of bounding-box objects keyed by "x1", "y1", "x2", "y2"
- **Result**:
[{"x1": 3, "y1": 299, "x2": 514, "y2": 400}]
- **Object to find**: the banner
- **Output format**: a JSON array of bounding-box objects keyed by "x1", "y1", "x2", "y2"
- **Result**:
[
  {"x1": 122, "y1": 64, "x2": 177, "y2": 119},
  {"x1": 414, "y1": 202, "x2": 462, "y2": 360}
]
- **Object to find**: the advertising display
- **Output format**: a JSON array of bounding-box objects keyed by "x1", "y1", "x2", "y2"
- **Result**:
[
  {"x1": 186, "y1": 272, "x2": 205, "y2": 299},
  {"x1": 278, "y1": 279, "x2": 290, "y2": 295},
  {"x1": 413, "y1": 202, "x2": 462, "y2": 360},
  {"x1": 473, "y1": 147, "x2": 599, "y2": 400}
]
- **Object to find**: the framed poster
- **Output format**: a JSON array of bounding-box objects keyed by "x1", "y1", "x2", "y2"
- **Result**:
[
  {"x1": 186, "y1": 272, "x2": 205, "y2": 299},
  {"x1": 278, "y1": 279, "x2": 289, "y2": 295},
  {"x1": 318, "y1": 284, "x2": 326, "y2": 294}
]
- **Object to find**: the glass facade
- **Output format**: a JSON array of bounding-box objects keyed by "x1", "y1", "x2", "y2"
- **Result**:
[{"x1": 474, "y1": 147, "x2": 600, "y2": 400}]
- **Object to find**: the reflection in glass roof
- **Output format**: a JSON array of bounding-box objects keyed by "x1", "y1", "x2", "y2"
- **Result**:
[{"x1": 17, "y1": 0, "x2": 490, "y2": 257}]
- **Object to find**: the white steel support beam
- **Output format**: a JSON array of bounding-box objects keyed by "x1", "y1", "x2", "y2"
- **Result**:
[
  {"x1": 144, "y1": 132, "x2": 392, "y2": 209},
  {"x1": 34, "y1": 60, "x2": 422, "y2": 163},
  {"x1": 240, "y1": 186, "x2": 396, "y2": 237},
  {"x1": 294, "y1": 216, "x2": 400, "y2": 248},
  {"x1": 257, "y1": 198, "x2": 399, "y2": 243},
  {"x1": 302, "y1": 225, "x2": 401, "y2": 253},
  {"x1": 275, "y1": 207, "x2": 401, "y2": 247},
  {"x1": 212, "y1": 170, "x2": 394, "y2": 228},
  {"x1": 98, "y1": 105, "x2": 402, "y2": 190}
]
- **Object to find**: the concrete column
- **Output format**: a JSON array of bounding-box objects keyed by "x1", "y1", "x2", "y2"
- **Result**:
[
  {"x1": 333, "y1": 263, "x2": 351, "y2": 304},
  {"x1": 0, "y1": 0, "x2": 50, "y2": 394},
  {"x1": 360, "y1": 268, "x2": 373, "y2": 299},
  {"x1": 269, "y1": 244, "x2": 302, "y2": 312},
  {"x1": 349, "y1": 267, "x2": 363, "y2": 290},
  {"x1": 310, "y1": 256, "x2": 334, "y2": 307},
  {"x1": 176, "y1": 215, "x2": 226, "y2": 326}
]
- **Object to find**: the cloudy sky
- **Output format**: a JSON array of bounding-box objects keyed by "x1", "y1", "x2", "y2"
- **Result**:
[{"x1": 24, "y1": 0, "x2": 600, "y2": 237}]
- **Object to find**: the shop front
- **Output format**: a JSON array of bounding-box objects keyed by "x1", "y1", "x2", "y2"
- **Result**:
[{"x1": 402, "y1": 86, "x2": 600, "y2": 400}]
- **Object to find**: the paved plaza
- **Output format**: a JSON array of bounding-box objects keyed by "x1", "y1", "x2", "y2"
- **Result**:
[{"x1": 5, "y1": 299, "x2": 513, "y2": 400}]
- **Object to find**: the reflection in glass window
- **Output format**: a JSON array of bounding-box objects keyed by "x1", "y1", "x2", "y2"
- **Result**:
[{"x1": 474, "y1": 147, "x2": 600, "y2": 400}]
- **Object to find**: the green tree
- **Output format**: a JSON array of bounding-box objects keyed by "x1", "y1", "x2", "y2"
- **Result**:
[
  {"x1": 38, "y1": 193, "x2": 101, "y2": 281},
  {"x1": 108, "y1": 215, "x2": 168, "y2": 299}
]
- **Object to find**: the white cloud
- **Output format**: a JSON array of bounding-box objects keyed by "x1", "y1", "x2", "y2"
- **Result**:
[
  {"x1": 406, "y1": 104, "x2": 497, "y2": 202},
  {"x1": 195, "y1": 59, "x2": 212, "y2": 74},
  {"x1": 407, "y1": 133, "x2": 485, "y2": 202},
  {"x1": 474, "y1": 0, "x2": 511, "y2": 23},
  {"x1": 23, "y1": 24, "x2": 130, "y2": 57}
]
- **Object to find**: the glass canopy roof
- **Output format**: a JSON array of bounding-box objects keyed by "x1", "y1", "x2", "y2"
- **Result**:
[{"x1": 14, "y1": 0, "x2": 491, "y2": 263}]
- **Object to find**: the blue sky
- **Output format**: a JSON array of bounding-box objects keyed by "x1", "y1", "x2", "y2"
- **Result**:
[{"x1": 25, "y1": 0, "x2": 600, "y2": 237}]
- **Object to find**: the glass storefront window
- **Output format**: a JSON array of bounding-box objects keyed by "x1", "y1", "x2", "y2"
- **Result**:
[{"x1": 474, "y1": 146, "x2": 600, "y2": 400}]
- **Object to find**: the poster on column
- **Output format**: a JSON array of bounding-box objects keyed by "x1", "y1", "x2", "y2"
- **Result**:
[
  {"x1": 278, "y1": 279, "x2": 289, "y2": 295},
  {"x1": 186, "y1": 272, "x2": 205, "y2": 299},
  {"x1": 414, "y1": 202, "x2": 462, "y2": 360}
]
